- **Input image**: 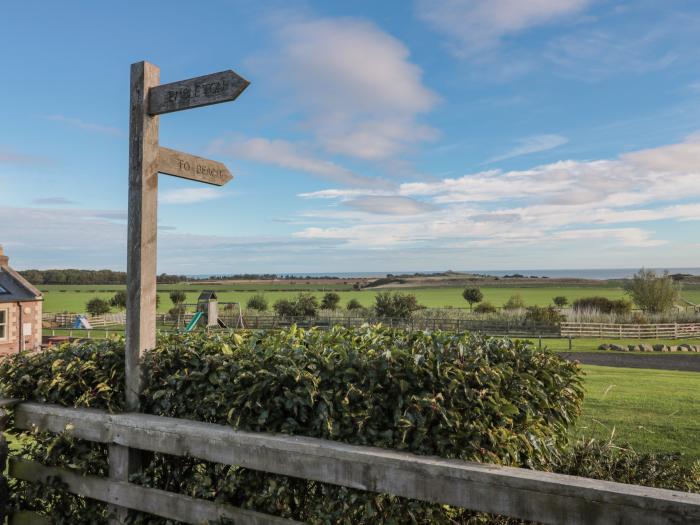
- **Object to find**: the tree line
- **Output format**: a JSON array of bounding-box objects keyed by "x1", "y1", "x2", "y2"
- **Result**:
[{"x1": 19, "y1": 269, "x2": 187, "y2": 285}]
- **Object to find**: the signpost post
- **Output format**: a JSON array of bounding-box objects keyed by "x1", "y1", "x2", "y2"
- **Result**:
[{"x1": 114, "y1": 61, "x2": 248, "y2": 523}]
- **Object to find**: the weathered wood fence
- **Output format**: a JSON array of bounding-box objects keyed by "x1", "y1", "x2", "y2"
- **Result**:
[
  {"x1": 1, "y1": 399, "x2": 699, "y2": 524},
  {"x1": 561, "y1": 322, "x2": 700, "y2": 339}
]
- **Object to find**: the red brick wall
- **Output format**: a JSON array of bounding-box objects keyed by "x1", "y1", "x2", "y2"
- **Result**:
[{"x1": 0, "y1": 300, "x2": 42, "y2": 356}]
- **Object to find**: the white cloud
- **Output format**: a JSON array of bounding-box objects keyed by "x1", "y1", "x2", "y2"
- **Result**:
[
  {"x1": 344, "y1": 196, "x2": 434, "y2": 215},
  {"x1": 45, "y1": 115, "x2": 122, "y2": 136},
  {"x1": 159, "y1": 188, "x2": 224, "y2": 204},
  {"x1": 213, "y1": 137, "x2": 385, "y2": 187},
  {"x1": 485, "y1": 134, "x2": 568, "y2": 163},
  {"x1": 258, "y1": 16, "x2": 439, "y2": 161},
  {"x1": 416, "y1": 0, "x2": 591, "y2": 56},
  {"x1": 294, "y1": 134, "x2": 700, "y2": 251}
]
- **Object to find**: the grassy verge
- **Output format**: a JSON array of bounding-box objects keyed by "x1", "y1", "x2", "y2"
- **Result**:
[{"x1": 573, "y1": 365, "x2": 700, "y2": 461}]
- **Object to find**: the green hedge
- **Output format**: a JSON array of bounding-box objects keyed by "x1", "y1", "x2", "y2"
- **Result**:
[{"x1": 2, "y1": 326, "x2": 586, "y2": 523}]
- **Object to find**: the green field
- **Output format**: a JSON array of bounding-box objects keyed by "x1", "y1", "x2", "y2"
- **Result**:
[
  {"x1": 573, "y1": 365, "x2": 700, "y2": 460},
  {"x1": 39, "y1": 283, "x2": 674, "y2": 313}
]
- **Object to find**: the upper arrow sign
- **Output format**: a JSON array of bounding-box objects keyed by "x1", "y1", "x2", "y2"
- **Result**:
[
  {"x1": 157, "y1": 147, "x2": 233, "y2": 186},
  {"x1": 149, "y1": 70, "x2": 249, "y2": 115}
]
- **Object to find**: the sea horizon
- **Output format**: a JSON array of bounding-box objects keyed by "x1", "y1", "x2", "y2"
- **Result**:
[{"x1": 190, "y1": 267, "x2": 700, "y2": 281}]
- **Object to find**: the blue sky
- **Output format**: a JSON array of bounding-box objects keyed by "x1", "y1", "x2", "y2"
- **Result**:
[{"x1": 1, "y1": 0, "x2": 700, "y2": 273}]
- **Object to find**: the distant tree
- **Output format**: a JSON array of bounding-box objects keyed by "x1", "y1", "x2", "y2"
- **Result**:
[
  {"x1": 320, "y1": 292, "x2": 341, "y2": 310},
  {"x1": 503, "y1": 294, "x2": 526, "y2": 310},
  {"x1": 246, "y1": 294, "x2": 268, "y2": 312},
  {"x1": 110, "y1": 290, "x2": 127, "y2": 310},
  {"x1": 552, "y1": 296, "x2": 569, "y2": 308},
  {"x1": 461, "y1": 287, "x2": 483, "y2": 310},
  {"x1": 374, "y1": 292, "x2": 420, "y2": 319},
  {"x1": 86, "y1": 297, "x2": 110, "y2": 316},
  {"x1": 474, "y1": 302, "x2": 497, "y2": 314},
  {"x1": 624, "y1": 268, "x2": 681, "y2": 313},
  {"x1": 346, "y1": 298, "x2": 363, "y2": 311},
  {"x1": 169, "y1": 290, "x2": 187, "y2": 306}
]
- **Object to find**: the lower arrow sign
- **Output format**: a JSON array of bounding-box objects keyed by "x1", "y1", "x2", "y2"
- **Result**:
[{"x1": 157, "y1": 147, "x2": 233, "y2": 186}]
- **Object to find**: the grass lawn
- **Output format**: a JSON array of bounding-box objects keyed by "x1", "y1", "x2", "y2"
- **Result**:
[
  {"x1": 41, "y1": 285, "x2": 638, "y2": 313},
  {"x1": 573, "y1": 365, "x2": 700, "y2": 461}
]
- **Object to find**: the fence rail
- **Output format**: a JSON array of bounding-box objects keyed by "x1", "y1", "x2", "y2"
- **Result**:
[
  {"x1": 561, "y1": 322, "x2": 700, "y2": 339},
  {"x1": 2, "y1": 399, "x2": 700, "y2": 524}
]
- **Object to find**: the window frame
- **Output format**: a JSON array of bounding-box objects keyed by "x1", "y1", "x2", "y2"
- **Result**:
[{"x1": 0, "y1": 306, "x2": 8, "y2": 342}]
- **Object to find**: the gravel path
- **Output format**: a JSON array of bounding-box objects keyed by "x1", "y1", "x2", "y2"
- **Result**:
[{"x1": 560, "y1": 352, "x2": 700, "y2": 372}]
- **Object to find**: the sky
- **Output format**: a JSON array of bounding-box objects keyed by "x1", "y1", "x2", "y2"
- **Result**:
[{"x1": 1, "y1": 0, "x2": 700, "y2": 274}]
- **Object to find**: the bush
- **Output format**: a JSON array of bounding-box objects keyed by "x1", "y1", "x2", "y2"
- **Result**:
[
  {"x1": 0, "y1": 328, "x2": 585, "y2": 523},
  {"x1": 246, "y1": 294, "x2": 268, "y2": 312},
  {"x1": 503, "y1": 294, "x2": 525, "y2": 310},
  {"x1": 462, "y1": 287, "x2": 483, "y2": 309},
  {"x1": 552, "y1": 296, "x2": 568, "y2": 308},
  {"x1": 525, "y1": 306, "x2": 565, "y2": 324},
  {"x1": 109, "y1": 291, "x2": 126, "y2": 310},
  {"x1": 169, "y1": 290, "x2": 186, "y2": 306},
  {"x1": 346, "y1": 298, "x2": 363, "y2": 311},
  {"x1": 320, "y1": 292, "x2": 341, "y2": 310},
  {"x1": 572, "y1": 296, "x2": 632, "y2": 315},
  {"x1": 85, "y1": 297, "x2": 110, "y2": 316},
  {"x1": 374, "y1": 292, "x2": 420, "y2": 319},
  {"x1": 474, "y1": 301, "x2": 497, "y2": 314},
  {"x1": 273, "y1": 293, "x2": 319, "y2": 317},
  {"x1": 624, "y1": 268, "x2": 681, "y2": 313}
]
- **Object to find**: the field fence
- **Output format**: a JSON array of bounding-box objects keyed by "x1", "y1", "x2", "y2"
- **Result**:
[{"x1": 560, "y1": 322, "x2": 700, "y2": 339}]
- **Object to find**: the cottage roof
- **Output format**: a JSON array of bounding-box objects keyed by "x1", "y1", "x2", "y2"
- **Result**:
[{"x1": 0, "y1": 246, "x2": 43, "y2": 303}]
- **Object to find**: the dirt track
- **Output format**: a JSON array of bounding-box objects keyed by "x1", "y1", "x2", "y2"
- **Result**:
[{"x1": 560, "y1": 352, "x2": 700, "y2": 372}]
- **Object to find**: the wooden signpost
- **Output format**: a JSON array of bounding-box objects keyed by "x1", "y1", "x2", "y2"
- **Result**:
[{"x1": 116, "y1": 61, "x2": 248, "y2": 523}]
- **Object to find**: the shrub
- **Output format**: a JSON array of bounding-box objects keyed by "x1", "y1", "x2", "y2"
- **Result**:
[
  {"x1": 109, "y1": 291, "x2": 127, "y2": 310},
  {"x1": 273, "y1": 298, "x2": 296, "y2": 317},
  {"x1": 246, "y1": 294, "x2": 268, "y2": 312},
  {"x1": 0, "y1": 328, "x2": 585, "y2": 523},
  {"x1": 346, "y1": 298, "x2": 363, "y2": 311},
  {"x1": 320, "y1": 292, "x2": 341, "y2": 310},
  {"x1": 552, "y1": 296, "x2": 568, "y2": 308},
  {"x1": 462, "y1": 287, "x2": 483, "y2": 309},
  {"x1": 474, "y1": 301, "x2": 497, "y2": 314},
  {"x1": 169, "y1": 290, "x2": 186, "y2": 306},
  {"x1": 572, "y1": 296, "x2": 631, "y2": 315},
  {"x1": 624, "y1": 268, "x2": 681, "y2": 313},
  {"x1": 85, "y1": 297, "x2": 110, "y2": 316},
  {"x1": 273, "y1": 293, "x2": 319, "y2": 317},
  {"x1": 503, "y1": 294, "x2": 525, "y2": 310},
  {"x1": 374, "y1": 292, "x2": 420, "y2": 319},
  {"x1": 525, "y1": 306, "x2": 565, "y2": 324}
]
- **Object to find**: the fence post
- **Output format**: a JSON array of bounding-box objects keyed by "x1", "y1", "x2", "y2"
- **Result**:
[{"x1": 568, "y1": 336, "x2": 572, "y2": 351}]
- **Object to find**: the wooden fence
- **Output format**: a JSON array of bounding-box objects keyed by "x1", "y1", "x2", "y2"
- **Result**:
[
  {"x1": 1, "y1": 399, "x2": 699, "y2": 524},
  {"x1": 561, "y1": 322, "x2": 700, "y2": 339}
]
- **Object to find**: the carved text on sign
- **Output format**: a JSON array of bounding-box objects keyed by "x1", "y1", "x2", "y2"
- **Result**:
[
  {"x1": 157, "y1": 146, "x2": 232, "y2": 186},
  {"x1": 149, "y1": 70, "x2": 249, "y2": 115}
]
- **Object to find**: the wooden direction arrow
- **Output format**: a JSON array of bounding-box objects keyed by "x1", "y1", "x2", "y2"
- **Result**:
[
  {"x1": 157, "y1": 147, "x2": 232, "y2": 186},
  {"x1": 149, "y1": 70, "x2": 249, "y2": 115}
]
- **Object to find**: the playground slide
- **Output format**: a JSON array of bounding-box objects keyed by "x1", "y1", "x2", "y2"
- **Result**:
[
  {"x1": 217, "y1": 318, "x2": 227, "y2": 328},
  {"x1": 185, "y1": 311, "x2": 203, "y2": 332}
]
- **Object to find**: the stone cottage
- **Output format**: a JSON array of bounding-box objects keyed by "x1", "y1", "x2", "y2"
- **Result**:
[{"x1": 0, "y1": 246, "x2": 43, "y2": 355}]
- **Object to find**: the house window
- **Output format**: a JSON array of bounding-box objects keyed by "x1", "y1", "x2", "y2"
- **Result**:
[
  {"x1": 0, "y1": 284, "x2": 9, "y2": 294},
  {"x1": 0, "y1": 308, "x2": 7, "y2": 341}
]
